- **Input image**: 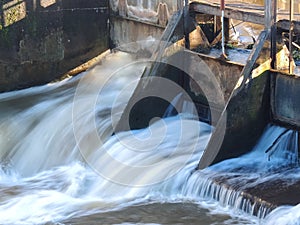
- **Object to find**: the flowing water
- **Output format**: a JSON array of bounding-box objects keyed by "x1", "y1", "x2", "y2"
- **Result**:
[{"x1": 0, "y1": 51, "x2": 299, "y2": 225}]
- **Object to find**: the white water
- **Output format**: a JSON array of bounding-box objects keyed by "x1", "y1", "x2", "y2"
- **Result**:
[
  {"x1": 0, "y1": 51, "x2": 299, "y2": 225},
  {"x1": 184, "y1": 125, "x2": 300, "y2": 220},
  {"x1": 0, "y1": 51, "x2": 215, "y2": 224}
]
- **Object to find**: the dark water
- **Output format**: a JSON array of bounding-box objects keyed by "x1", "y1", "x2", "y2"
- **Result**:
[{"x1": 63, "y1": 202, "x2": 255, "y2": 225}]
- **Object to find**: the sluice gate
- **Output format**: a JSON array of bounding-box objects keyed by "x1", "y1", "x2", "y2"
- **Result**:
[
  {"x1": 110, "y1": 0, "x2": 300, "y2": 212},
  {"x1": 110, "y1": 0, "x2": 300, "y2": 168}
]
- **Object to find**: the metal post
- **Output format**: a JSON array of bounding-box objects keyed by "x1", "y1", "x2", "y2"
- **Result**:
[
  {"x1": 265, "y1": 0, "x2": 277, "y2": 69},
  {"x1": 184, "y1": 0, "x2": 190, "y2": 49},
  {"x1": 289, "y1": 0, "x2": 294, "y2": 74},
  {"x1": 221, "y1": 0, "x2": 226, "y2": 57},
  {"x1": 265, "y1": 0, "x2": 271, "y2": 29}
]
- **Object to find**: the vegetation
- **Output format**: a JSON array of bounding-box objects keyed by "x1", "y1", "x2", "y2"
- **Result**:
[{"x1": 293, "y1": 49, "x2": 300, "y2": 61}]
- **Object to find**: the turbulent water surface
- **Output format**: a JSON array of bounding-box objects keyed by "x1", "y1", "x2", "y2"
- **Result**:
[{"x1": 0, "y1": 51, "x2": 299, "y2": 225}]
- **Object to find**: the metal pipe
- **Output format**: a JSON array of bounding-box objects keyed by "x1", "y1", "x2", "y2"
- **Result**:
[
  {"x1": 221, "y1": 10, "x2": 225, "y2": 56},
  {"x1": 221, "y1": 0, "x2": 226, "y2": 56}
]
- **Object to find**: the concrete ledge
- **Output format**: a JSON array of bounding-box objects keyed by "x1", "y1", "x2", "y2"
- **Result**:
[{"x1": 271, "y1": 72, "x2": 300, "y2": 130}]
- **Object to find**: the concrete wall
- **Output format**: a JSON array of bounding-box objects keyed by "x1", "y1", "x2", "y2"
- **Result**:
[
  {"x1": 209, "y1": 71, "x2": 270, "y2": 165},
  {"x1": 114, "y1": 50, "x2": 244, "y2": 132},
  {"x1": 110, "y1": 17, "x2": 164, "y2": 52},
  {"x1": 0, "y1": 0, "x2": 108, "y2": 92},
  {"x1": 197, "y1": 54, "x2": 244, "y2": 102},
  {"x1": 271, "y1": 73, "x2": 300, "y2": 129},
  {"x1": 109, "y1": 0, "x2": 185, "y2": 51}
]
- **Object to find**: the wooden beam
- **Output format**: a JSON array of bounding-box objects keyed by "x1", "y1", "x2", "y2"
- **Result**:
[
  {"x1": 178, "y1": 0, "x2": 184, "y2": 10},
  {"x1": 235, "y1": 30, "x2": 270, "y2": 93},
  {"x1": 190, "y1": 1, "x2": 300, "y2": 33},
  {"x1": 190, "y1": 2, "x2": 265, "y2": 25},
  {"x1": 278, "y1": 20, "x2": 300, "y2": 33},
  {"x1": 265, "y1": 0, "x2": 272, "y2": 29}
]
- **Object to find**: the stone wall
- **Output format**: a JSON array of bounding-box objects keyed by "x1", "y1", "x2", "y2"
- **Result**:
[{"x1": 0, "y1": 0, "x2": 108, "y2": 92}]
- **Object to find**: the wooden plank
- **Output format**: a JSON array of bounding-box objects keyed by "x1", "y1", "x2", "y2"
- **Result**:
[
  {"x1": 278, "y1": 20, "x2": 300, "y2": 34},
  {"x1": 190, "y1": 1, "x2": 265, "y2": 25},
  {"x1": 264, "y1": 0, "x2": 272, "y2": 29}
]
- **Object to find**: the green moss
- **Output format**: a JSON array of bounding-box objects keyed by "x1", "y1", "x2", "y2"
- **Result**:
[
  {"x1": 293, "y1": 49, "x2": 300, "y2": 61},
  {"x1": 226, "y1": 43, "x2": 235, "y2": 49},
  {"x1": 25, "y1": 14, "x2": 38, "y2": 36},
  {"x1": 0, "y1": 27, "x2": 11, "y2": 45}
]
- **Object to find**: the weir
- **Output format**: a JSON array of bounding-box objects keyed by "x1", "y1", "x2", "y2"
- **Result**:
[
  {"x1": 109, "y1": 0, "x2": 300, "y2": 218},
  {"x1": 2, "y1": 0, "x2": 300, "y2": 223},
  {"x1": 111, "y1": 0, "x2": 300, "y2": 164}
]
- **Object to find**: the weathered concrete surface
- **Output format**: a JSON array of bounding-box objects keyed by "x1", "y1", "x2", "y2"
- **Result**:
[
  {"x1": 110, "y1": 0, "x2": 179, "y2": 25},
  {"x1": 110, "y1": 17, "x2": 165, "y2": 52},
  {"x1": 271, "y1": 72, "x2": 300, "y2": 130},
  {"x1": 109, "y1": 0, "x2": 188, "y2": 53},
  {"x1": 199, "y1": 168, "x2": 300, "y2": 218},
  {"x1": 199, "y1": 70, "x2": 270, "y2": 166},
  {"x1": 197, "y1": 54, "x2": 243, "y2": 101},
  {"x1": 0, "y1": 0, "x2": 108, "y2": 92},
  {"x1": 244, "y1": 177, "x2": 300, "y2": 207},
  {"x1": 114, "y1": 48, "x2": 244, "y2": 132},
  {"x1": 198, "y1": 30, "x2": 272, "y2": 169}
]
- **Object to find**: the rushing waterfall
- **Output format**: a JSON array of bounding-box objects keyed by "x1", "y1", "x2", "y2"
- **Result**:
[
  {"x1": 183, "y1": 125, "x2": 299, "y2": 219},
  {"x1": 0, "y1": 51, "x2": 299, "y2": 225}
]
